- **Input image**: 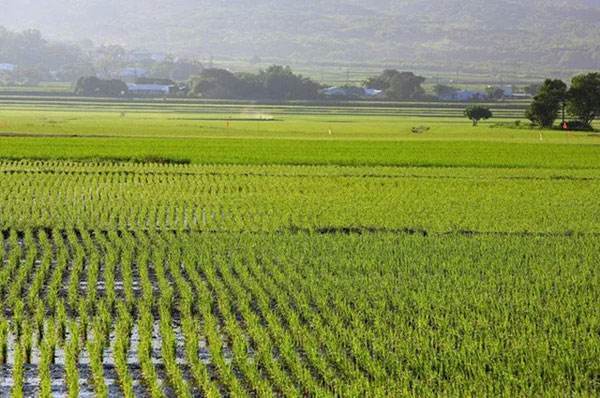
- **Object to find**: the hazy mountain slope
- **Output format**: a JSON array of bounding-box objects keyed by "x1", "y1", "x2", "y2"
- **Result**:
[{"x1": 2, "y1": 0, "x2": 600, "y2": 69}]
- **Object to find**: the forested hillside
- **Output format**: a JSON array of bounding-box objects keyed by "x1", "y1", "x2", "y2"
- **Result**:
[{"x1": 1, "y1": 0, "x2": 600, "y2": 70}]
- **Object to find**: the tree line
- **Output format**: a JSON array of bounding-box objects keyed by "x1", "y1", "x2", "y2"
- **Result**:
[
  {"x1": 526, "y1": 73, "x2": 600, "y2": 130},
  {"x1": 463, "y1": 73, "x2": 599, "y2": 130},
  {"x1": 74, "y1": 68, "x2": 429, "y2": 101},
  {"x1": 188, "y1": 66, "x2": 320, "y2": 100},
  {"x1": 0, "y1": 27, "x2": 92, "y2": 84},
  {"x1": 0, "y1": 27, "x2": 205, "y2": 86}
]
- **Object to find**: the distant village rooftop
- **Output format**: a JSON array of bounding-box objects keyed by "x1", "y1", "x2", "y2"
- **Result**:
[
  {"x1": 320, "y1": 86, "x2": 383, "y2": 98},
  {"x1": 126, "y1": 83, "x2": 174, "y2": 96}
]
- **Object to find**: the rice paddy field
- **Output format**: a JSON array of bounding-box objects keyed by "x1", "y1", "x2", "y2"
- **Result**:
[{"x1": 0, "y1": 96, "x2": 599, "y2": 396}]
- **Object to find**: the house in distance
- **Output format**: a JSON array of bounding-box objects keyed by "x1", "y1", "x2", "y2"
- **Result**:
[
  {"x1": 127, "y1": 78, "x2": 177, "y2": 96},
  {"x1": 320, "y1": 86, "x2": 383, "y2": 99}
]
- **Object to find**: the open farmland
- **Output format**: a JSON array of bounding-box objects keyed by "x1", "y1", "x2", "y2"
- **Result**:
[{"x1": 0, "y1": 98, "x2": 599, "y2": 396}]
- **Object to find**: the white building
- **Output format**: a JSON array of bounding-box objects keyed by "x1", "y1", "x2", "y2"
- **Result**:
[
  {"x1": 320, "y1": 86, "x2": 383, "y2": 98},
  {"x1": 364, "y1": 88, "x2": 384, "y2": 97},
  {"x1": 440, "y1": 90, "x2": 487, "y2": 101},
  {"x1": 127, "y1": 83, "x2": 174, "y2": 96},
  {"x1": 501, "y1": 85, "x2": 513, "y2": 97}
]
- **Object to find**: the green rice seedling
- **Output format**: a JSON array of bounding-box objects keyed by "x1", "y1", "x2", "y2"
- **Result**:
[
  {"x1": 65, "y1": 321, "x2": 80, "y2": 398},
  {"x1": 87, "y1": 317, "x2": 109, "y2": 398},
  {"x1": 138, "y1": 306, "x2": 163, "y2": 398},
  {"x1": 11, "y1": 339, "x2": 24, "y2": 398},
  {"x1": 113, "y1": 302, "x2": 135, "y2": 397},
  {"x1": 39, "y1": 320, "x2": 56, "y2": 398},
  {"x1": 0, "y1": 319, "x2": 8, "y2": 365}
]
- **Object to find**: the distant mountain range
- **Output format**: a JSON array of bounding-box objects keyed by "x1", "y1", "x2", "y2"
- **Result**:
[{"x1": 2, "y1": 0, "x2": 600, "y2": 70}]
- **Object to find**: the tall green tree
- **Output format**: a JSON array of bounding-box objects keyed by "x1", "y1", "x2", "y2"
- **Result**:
[
  {"x1": 259, "y1": 65, "x2": 320, "y2": 101},
  {"x1": 526, "y1": 96, "x2": 561, "y2": 128},
  {"x1": 464, "y1": 106, "x2": 492, "y2": 126},
  {"x1": 365, "y1": 70, "x2": 425, "y2": 100},
  {"x1": 189, "y1": 68, "x2": 243, "y2": 99},
  {"x1": 74, "y1": 76, "x2": 128, "y2": 97},
  {"x1": 189, "y1": 66, "x2": 320, "y2": 100},
  {"x1": 525, "y1": 79, "x2": 567, "y2": 128},
  {"x1": 567, "y1": 73, "x2": 600, "y2": 128}
]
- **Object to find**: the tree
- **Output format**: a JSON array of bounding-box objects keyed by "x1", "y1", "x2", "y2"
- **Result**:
[
  {"x1": 74, "y1": 76, "x2": 128, "y2": 97},
  {"x1": 189, "y1": 68, "x2": 243, "y2": 99},
  {"x1": 259, "y1": 65, "x2": 320, "y2": 100},
  {"x1": 189, "y1": 65, "x2": 320, "y2": 100},
  {"x1": 236, "y1": 72, "x2": 265, "y2": 98},
  {"x1": 433, "y1": 84, "x2": 458, "y2": 99},
  {"x1": 526, "y1": 97, "x2": 560, "y2": 128},
  {"x1": 365, "y1": 70, "x2": 425, "y2": 100},
  {"x1": 364, "y1": 70, "x2": 395, "y2": 90},
  {"x1": 525, "y1": 79, "x2": 568, "y2": 128},
  {"x1": 567, "y1": 73, "x2": 600, "y2": 128},
  {"x1": 0, "y1": 27, "x2": 90, "y2": 83},
  {"x1": 464, "y1": 106, "x2": 492, "y2": 126}
]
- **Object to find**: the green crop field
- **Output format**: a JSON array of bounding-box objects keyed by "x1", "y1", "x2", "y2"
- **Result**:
[{"x1": 0, "y1": 97, "x2": 599, "y2": 396}]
